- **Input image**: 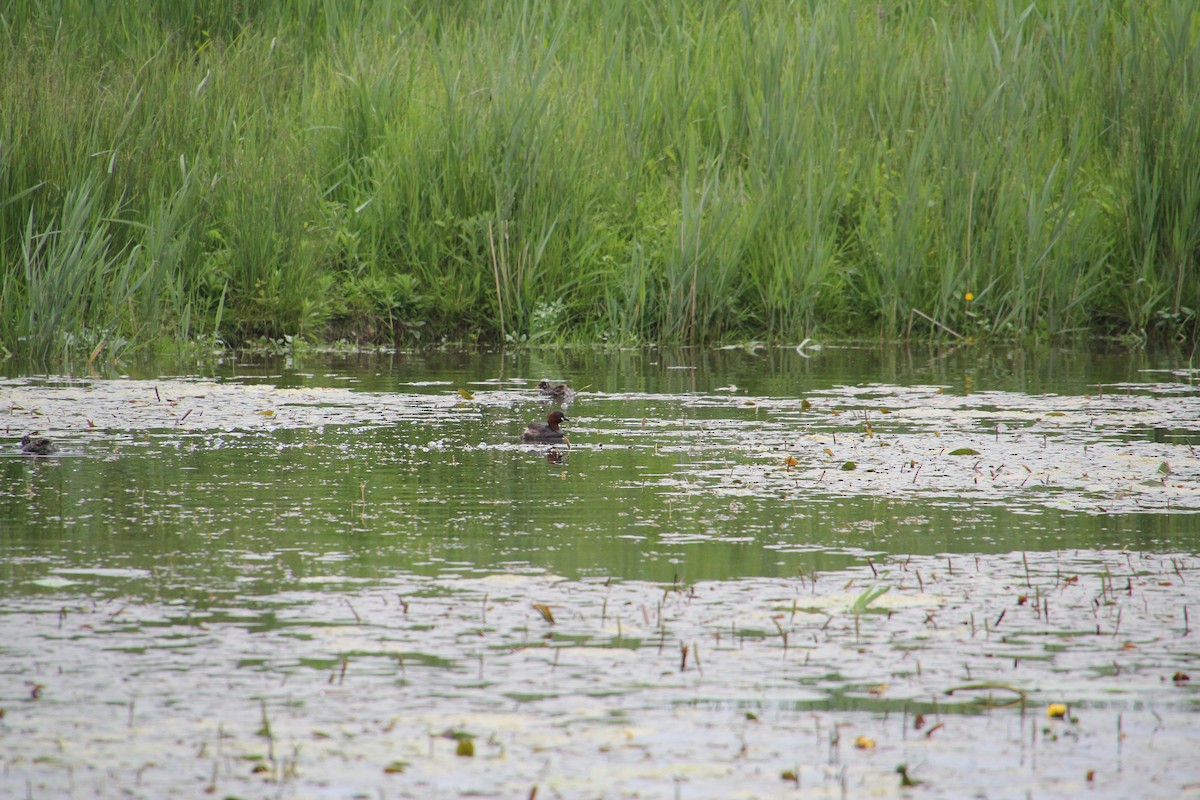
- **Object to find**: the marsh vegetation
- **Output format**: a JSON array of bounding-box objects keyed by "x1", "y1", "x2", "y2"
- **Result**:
[{"x1": 2, "y1": 0, "x2": 1199, "y2": 362}]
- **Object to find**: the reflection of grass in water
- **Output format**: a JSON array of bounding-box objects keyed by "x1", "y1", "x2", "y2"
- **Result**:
[{"x1": 3, "y1": 373, "x2": 1197, "y2": 582}]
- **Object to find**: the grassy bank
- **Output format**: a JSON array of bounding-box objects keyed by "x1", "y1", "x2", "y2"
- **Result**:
[{"x1": 1, "y1": 0, "x2": 1197, "y2": 360}]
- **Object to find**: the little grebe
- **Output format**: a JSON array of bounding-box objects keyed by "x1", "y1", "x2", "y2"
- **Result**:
[
  {"x1": 522, "y1": 410, "x2": 569, "y2": 443},
  {"x1": 536, "y1": 379, "x2": 575, "y2": 404},
  {"x1": 20, "y1": 433, "x2": 56, "y2": 456}
]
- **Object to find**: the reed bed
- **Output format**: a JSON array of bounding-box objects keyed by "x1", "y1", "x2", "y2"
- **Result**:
[{"x1": 0, "y1": 0, "x2": 1196, "y2": 359}]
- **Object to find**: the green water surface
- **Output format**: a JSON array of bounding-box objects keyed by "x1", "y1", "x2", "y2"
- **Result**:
[
  {"x1": 2, "y1": 344, "x2": 1198, "y2": 799},
  {"x1": 3, "y1": 345, "x2": 1196, "y2": 587}
]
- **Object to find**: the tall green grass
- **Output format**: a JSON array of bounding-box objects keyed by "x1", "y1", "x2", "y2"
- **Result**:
[{"x1": 1, "y1": 0, "x2": 1197, "y2": 361}]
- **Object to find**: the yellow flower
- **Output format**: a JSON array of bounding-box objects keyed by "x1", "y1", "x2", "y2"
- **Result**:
[
  {"x1": 964, "y1": 292, "x2": 975, "y2": 302},
  {"x1": 1046, "y1": 703, "x2": 1068, "y2": 719},
  {"x1": 854, "y1": 736, "x2": 876, "y2": 749}
]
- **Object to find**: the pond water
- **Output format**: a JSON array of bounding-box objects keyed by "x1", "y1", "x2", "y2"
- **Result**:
[{"x1": 2, "y1": 344, "x2": 1198, "y2": 798}]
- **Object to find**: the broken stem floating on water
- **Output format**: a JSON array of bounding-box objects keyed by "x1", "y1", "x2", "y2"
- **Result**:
[{"x1": 944, "y1": 682, "x2": 1028, "y2": 707}]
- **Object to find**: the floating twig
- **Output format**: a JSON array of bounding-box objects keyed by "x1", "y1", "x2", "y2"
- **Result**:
[{"x1": 944, "y1": 682, "x2": 1028, "y2": 707}]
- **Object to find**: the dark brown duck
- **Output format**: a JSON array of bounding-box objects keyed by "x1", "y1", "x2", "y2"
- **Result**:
[
  {"x1": 522, "y1": 411, "x2": 569, "y2": 443},
  {"x1": 20, "y1": 433, "x2": 56, "y2": 456},
  {"x1": 537, "y1": 380, "x2": 575, "y2": 404}
]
